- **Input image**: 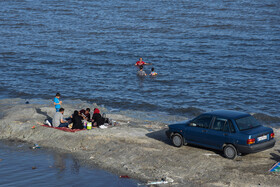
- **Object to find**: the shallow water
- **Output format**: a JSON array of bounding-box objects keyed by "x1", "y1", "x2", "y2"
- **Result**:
[
  {"x1": 0, "y1": 140, "x2": 140, "y2": 187},
  {"x1": 0, "y1": 0, "x2": 279, "y2": 124}
]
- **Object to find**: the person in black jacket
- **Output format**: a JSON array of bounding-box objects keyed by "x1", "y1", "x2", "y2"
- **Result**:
[
  {"x1": 92, "y1": 108, "x2": 105, "y2": 127},
  {"x1": 72, "y1": 110, "x2": 84, "y2": 129}
]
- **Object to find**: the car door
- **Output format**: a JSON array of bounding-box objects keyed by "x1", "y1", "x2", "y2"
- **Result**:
[
  {"x1": 206, "y1": 118, "x2": 235, "y2": 149},
  {"x1": 184, "y1": 115, "x2": 213, "y2": 145}
]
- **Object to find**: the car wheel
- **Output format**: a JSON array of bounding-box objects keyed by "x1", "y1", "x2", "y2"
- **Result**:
[
  {"x1": 223, "y1": 144, "x2": 237, "y2": 159},
  {"x1": 172, "y1": 133, "x2": 183, "y2": 147}
]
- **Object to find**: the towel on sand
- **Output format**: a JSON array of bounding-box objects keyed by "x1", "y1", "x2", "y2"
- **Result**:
[{"x1": 41, "y1": 124, "x2": 85, "y2": 133}]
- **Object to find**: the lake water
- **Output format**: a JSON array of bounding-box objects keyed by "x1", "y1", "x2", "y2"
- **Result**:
[
  {"x1": 0, "y1": 140, "x2": 140, "y2": 187},
  {"x1": 0, "y1": 0, "x2": 280, "y2": 125},
  {"x1": 0, "y1": 0, "x2": 279, "y2": 185}
]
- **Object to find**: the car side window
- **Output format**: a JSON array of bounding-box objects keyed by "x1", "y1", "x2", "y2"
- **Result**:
[
  {"x1": 190, "y1": 116, "x2": 212, "y2": 128},
  {"x1": 212, "y1": 118, "x2": 227, "y2": 131}
]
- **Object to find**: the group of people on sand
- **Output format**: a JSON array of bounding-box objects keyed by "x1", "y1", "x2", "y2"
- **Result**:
[
  {"x1": 49, "y1": 58, "x2": 155, "y2": 128},
  {"x1": 51, "y1": 93, "x2": 108, "y2": 129},
  {"x1": 135, "y1": 58, "x2": 157, "y2": 77}
]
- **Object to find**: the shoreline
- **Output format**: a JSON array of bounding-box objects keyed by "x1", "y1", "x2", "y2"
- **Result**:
[
  {"x1": 0, "y1": 140, "x2": 140, "y2": 187},
  {"x1": 0, "y1": 98, "x2": 280, "y2": 186}
]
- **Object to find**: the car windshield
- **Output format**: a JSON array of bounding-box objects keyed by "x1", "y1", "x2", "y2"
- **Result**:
[{"x1": 235, "y1": 115, "x2": 261, "y2": 131}]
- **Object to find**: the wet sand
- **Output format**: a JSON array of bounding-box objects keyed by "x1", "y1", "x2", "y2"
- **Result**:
[{"x1": 0, "y1": 98, "x2": 279, "y2": 186}]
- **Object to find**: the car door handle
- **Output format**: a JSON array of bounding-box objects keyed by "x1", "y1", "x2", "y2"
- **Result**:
[
  {"x1": 202, "y1": 130, "x2": 207, "y2": 133},
  {"x1": 224, "y1": 133, "x2": 228, "y2": 136}
]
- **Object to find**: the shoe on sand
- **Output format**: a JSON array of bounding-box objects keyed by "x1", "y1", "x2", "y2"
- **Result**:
[
  {"x1": 45, "y1": 120, "x2": 52, "y2": 127},
  {"x1": 99, "y1": 125, "x2": 107, "y2": 129}
]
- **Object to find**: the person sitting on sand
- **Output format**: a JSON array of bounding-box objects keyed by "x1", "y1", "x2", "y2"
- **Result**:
[
  {"x1": 137, "y1": 65, "x2": 147, "y2": 76},
  {"x1": 72, "y1": 110, "x2": 84, "y2": 129},
  {"x1": 54, "y1": 93, "x2": 62, "y2": 112},
  {"x1": 53, "y1": 108, "x2": 69, "y2": 127},
  {"x1": 149, "y1": 67, "x2": 158, "y2": 76},
  {"x1": 79, "y1": 108, "x2": 91, "y2": 121},
  {"x1": 91, "y1": 108, "x2": 105, "y2": 127}
]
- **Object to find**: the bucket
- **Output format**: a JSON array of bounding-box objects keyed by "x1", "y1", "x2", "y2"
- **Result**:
[{"x1": 87, "y1": 122, "x2": 92, "y2": 130}]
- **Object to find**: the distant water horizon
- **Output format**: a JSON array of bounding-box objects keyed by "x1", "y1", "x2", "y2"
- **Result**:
[{"x1": 0, "y1": 0, "x2": 279, "y2": 126}]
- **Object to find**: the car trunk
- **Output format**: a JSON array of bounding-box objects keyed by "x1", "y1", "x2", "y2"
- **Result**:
[{"x1": 240, "y1": 126, "x2": 273, "y2": 144}]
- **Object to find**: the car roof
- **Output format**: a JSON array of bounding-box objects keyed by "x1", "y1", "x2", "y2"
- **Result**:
[{"x1": 203, "y1": 110, "x2": 250, "y2": 119}]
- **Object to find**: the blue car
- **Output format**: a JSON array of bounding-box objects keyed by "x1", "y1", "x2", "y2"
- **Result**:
[{"x1": 166, "y1": 110, "x2": 275, "y2": 159}]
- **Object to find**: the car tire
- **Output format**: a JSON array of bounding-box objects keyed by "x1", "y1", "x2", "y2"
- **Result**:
[
  {"x1": 223, "y1": 144, "x2": 237, "y2": 159},
  {"x1": 172, "y1": 133, "x2": 184, "y2": 147}
]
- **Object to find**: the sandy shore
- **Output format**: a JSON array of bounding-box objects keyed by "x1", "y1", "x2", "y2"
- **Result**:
[{"x1": 0, "y1": 98, "x2": 279, "y2": 186}]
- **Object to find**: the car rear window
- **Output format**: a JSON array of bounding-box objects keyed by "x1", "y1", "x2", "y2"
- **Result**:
[{"x1": 235, "y1": 115, "x2": 261, "y2": 131}]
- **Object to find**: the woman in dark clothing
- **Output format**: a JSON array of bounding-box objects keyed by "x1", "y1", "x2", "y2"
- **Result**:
[
  {"x1": 92, "y1": 108, "x2": 104, "y2": 127},
  {"x1": 72, "y1": 110, "x2": 84, "y2": 129}
]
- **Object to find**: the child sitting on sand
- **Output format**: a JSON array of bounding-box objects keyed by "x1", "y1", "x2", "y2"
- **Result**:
[{"x1": 149, "y1": 67, "x2": 158, "y2": 76}]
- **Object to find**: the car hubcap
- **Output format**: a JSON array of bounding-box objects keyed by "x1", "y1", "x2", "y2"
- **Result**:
[
  {"x1": 173, "y1": 136, "x2": 181, "y2": 146},
  {"x1": 226, "y1": 147, "x2": 234, "y2": 158}
]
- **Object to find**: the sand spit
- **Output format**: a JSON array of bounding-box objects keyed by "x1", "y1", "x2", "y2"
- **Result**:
[{"x1": 0, "y1": 99, "x2": 280, "y2": 187}]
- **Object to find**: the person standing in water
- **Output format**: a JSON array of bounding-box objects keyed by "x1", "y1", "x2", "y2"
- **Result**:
[
  {"x1": 54, "y1": 93, "x2": 62, "y2": 112},
  {"x1": 149, "y1": 67, "x2": 158, "y2": 76},
  {"x1": 135, "y1": 57, "x2": 149, "y2": 67},
  {"x1": 137, "y1": 65, "x2": 147, "y2": 76}
]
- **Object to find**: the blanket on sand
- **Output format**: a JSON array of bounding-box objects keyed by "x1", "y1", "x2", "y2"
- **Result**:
[{"x1": 41, "y1": 124, "x2": 86, "y2": 133}]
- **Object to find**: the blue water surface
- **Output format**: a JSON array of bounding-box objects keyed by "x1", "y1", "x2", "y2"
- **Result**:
[{"x1": 0, "y1": 0, "x2": 279, "y2": 121}]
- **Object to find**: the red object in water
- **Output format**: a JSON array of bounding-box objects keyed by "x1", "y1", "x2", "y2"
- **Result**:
[{"x1": 119, "y1": 175, "x2": 130, "y2": 178}]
